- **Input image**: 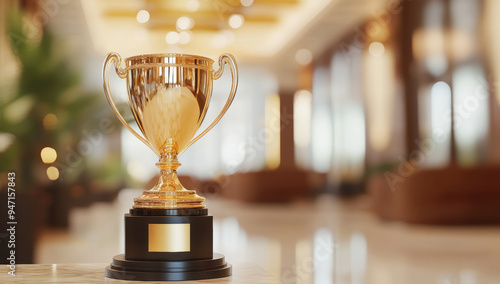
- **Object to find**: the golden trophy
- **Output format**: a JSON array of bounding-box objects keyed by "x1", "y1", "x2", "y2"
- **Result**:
[{"x1": 102, "y1": 53, "x2": 237, "y2": 281}]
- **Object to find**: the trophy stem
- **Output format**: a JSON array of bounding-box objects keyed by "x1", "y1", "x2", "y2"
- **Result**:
[{"x1": 133, "y1": 140, "x2": 205, "y2": 209}]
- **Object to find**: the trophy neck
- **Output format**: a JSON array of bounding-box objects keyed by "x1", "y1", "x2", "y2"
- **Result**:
[{"x1": 132, "y1": 141, "x2": 205, "y2": 209}]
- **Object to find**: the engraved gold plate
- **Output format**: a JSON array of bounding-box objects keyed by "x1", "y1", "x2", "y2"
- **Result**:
[{"x1": 148, "y1": 224, "x2": 191, "y2": 252}]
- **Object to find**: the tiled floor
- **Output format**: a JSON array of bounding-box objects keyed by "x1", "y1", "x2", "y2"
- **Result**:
[{"x1": 36, "y1": 189, "x2": 500, "y2": 284}]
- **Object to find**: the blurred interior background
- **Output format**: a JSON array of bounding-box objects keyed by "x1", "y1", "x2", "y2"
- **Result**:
[{"x1": 1, "y1": 0, "x2": 500, "y2": 283}]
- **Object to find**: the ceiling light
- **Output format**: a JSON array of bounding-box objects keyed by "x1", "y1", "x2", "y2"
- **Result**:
[
  {"x1": 166, "y1": 31, "x2": 180, "y2": 44},
  {"x1": 179, "y1": 31, "x2": 191, "y2": 44},
  {"x1": 177, "y1": 16, "x2": 194, "y2": 31},
  {"x1": 228, "y1": 14, "x2": 244, "y2": 29},
  {"x1": 369, "y1": 42, "x2": 385, "y2": 57},
  {"x1": 241, "y1": 0, "x2": 254, "y2": 7},
  {"x1": 136, "y1": 10, "x2": 150, "y2": 24},
  {"x1": 187, "y1": 0, "x2": 200, "y2": 12},
  {"x1": 295, "y1": 49, "x2": 313, "y2": 65}
]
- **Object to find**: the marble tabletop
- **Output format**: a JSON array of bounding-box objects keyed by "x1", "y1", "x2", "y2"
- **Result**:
[{"x1": 0, "y1": 262, "x2": 281, "y2": 284}]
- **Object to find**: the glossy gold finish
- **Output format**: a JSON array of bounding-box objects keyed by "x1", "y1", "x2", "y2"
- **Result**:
[
  {"x1": 148, "y1": 224, "x2": 191, "y2": 252},
  {"x1": 103, "y1": 53, "x2": 238, "y2": 209}
]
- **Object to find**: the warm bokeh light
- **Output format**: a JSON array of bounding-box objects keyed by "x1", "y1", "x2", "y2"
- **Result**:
[
  {"x1": 46, "y1": 166, "x2": 60, "y2": 181},
  {"x1": 294, "y1": 90, "x2": 312, "y2": 148},
  {"x1": 241, "y1": 0, "x2": 254, "y2": 7},
  {"x1": 453, "y1": 66, "x2": 489, "y2": 165},
  {"x1": 179, "y1": 31, "x2": 191, "y2": 45},
  {"x1": 295, "y1": 49, "x2": 313, "y2": 65},
  {"x1": 363, "y1": 45, "x2": 396, "y2": 151},
  {"x1": 311, "y1": 66, "x2": 332, "y2": 173},
  {"x1": 294, "y1": 90, "x2": 312, "y2": 169},
  {"x1": 176, "y1": 16, "x2": 194, "y2": 31},
  {"x1": 265, "y1": 94, "x2": 281, "y2": 170},
  {"x1": 0, "y1": 133, "x2": 15, "y2": 153},
  {"x1": 186, "y1": 0, "x2": 200, "y2": 12},
  {"x1": 228, "y1": 14, "x2": 244, "y2": 29},
  {"x1": 368, "y1": 42, "x2": 385, "y2": 57},
  {"x1": 328, "y1": 53, "x2": 366, "y2": 180},
  {"x1": 426, "y1": 81, "x2": 452, "y2": 167},
  {"x1": 136, "y1": 10, "x2": 150, "y2": 24},
  {"x1": 165, "y1": 31, "x2": 180, "y2": 44},
  {"x1": 43, "y1": 113, "x2": 58, "y2": 130},
  {"x1": 40, "y1": 147, "x2": 57, "y2": 164},
  {"x1": 412, "y1": 28, "x2": 445, "y2": 60}
]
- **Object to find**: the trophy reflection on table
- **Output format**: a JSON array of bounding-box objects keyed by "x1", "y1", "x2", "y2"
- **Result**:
[{"x1": 102, "y1": 52, "x2": 237, "y2": 281}]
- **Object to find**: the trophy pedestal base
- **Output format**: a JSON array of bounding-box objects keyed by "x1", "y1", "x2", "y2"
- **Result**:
[
  {"x1": 106, "y1": 208, "x2": 231, "y2": 281},
  {"x1": 105, "y1": 253, "x2": 231, "y2": 281}
]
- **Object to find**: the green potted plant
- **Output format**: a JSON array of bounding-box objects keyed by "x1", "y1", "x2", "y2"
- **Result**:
[{"x1": 0, "y1": 8, "x2": 107, "y2": 263}]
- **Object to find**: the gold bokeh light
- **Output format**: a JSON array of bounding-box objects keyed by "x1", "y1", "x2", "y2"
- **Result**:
[
  {"x1": 46, "y1": 166, "x2": 60, "y2": 181},
  {"x1": 43, "y1": 113, "x2": 58, "y2": 130},
  {"x1": 41, "y1": 147, "x2": 57, "y2": 163}
]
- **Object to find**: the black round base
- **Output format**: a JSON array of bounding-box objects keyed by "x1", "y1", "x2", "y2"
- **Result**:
[{"x1": 105, "y1": 253, "x2": 232, "y2": 281}]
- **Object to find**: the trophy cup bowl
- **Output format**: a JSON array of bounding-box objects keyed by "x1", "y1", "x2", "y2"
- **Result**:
[{"x1": 102, "y1": 53, "x2": 237, "y2": 281}]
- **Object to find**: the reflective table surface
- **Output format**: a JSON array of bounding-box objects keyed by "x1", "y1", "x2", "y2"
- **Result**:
[
  {"x1": 0, "y1": 262, "x2": 278, "y2": 283},
  {"x1": 34, "y1": 190, "x2": 500, "y2": 284}
]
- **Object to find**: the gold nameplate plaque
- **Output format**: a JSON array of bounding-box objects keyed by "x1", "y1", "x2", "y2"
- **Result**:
[{"x1": 148, "y1": 224, "x2": 191, "y2": 252}]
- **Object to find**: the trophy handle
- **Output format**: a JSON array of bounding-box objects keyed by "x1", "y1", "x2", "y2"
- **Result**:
[
  {"x1": 102, "y1": 52, "x2": 156, "y2": 153},
  {"x1": 180, "y1": 53, "x2": 238, "y2": 155}
]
